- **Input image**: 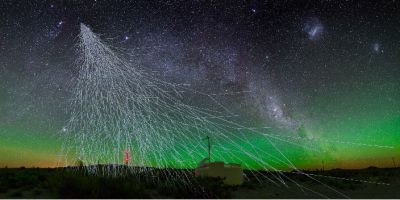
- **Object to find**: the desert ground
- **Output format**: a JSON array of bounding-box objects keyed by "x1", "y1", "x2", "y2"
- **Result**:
[{"x1": 0, "y1": 166, "x2": 399, "y2": 198}]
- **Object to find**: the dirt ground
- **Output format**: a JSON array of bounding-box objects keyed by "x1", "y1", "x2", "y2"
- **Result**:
[{"x1": 0, "y1": 167, "x2": 399, "y2": 198}]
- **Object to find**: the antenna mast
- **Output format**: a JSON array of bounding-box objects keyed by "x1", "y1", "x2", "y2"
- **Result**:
[{"x1": 206, "y1": 136, "x2": 211, "y2": 162}]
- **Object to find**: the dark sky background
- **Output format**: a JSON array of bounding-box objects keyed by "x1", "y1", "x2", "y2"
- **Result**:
[{"x1": 0, "y1": 0, "x2": 399, "y2": 168}]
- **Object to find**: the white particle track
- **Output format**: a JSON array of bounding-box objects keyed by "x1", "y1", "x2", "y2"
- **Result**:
[{"x1": 58, "y1": 24, "x2": 389, "y2": 197}]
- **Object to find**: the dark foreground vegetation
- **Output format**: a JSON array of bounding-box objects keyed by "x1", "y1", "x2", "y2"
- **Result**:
[{"x1": 0, "y1": 166, "x2": 399, "y2": 198}]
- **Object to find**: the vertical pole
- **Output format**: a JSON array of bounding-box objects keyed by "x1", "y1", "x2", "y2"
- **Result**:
[{"x1": 207, "y1": 136, "x2": 211, "y2": 162}]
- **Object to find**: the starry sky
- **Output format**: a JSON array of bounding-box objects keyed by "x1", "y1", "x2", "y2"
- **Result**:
[{"x1": 0, "y1": 0, "x2": 399, "y2": 169}]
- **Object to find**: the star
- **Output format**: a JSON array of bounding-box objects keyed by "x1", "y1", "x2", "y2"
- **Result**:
[
  {"x1": 57, "y1": 21, "x2": 64, "y2": 27},
  {"x1": 372, "y1": 42, "x2": 382, "y2": 54},
  {"x1": 303, "y1": 18, "x2": 324, "y2": 40}
]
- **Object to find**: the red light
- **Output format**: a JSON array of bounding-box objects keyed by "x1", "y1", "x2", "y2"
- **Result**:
[{"x1": 124, "y1": 149, "x2": 130, "y2": 165}]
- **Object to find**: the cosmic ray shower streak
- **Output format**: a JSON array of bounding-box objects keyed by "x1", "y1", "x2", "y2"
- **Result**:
[
  {"x1": 58, "y1": 24, "x2": 385, "y2": 197},
  {"x1": 62, "y1": 23, "x2": 295, "y2": 177}
]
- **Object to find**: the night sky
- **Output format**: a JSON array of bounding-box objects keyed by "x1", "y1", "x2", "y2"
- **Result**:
[{"x1": 0, "y1": 0, "x2": 399, "y2": 169}]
